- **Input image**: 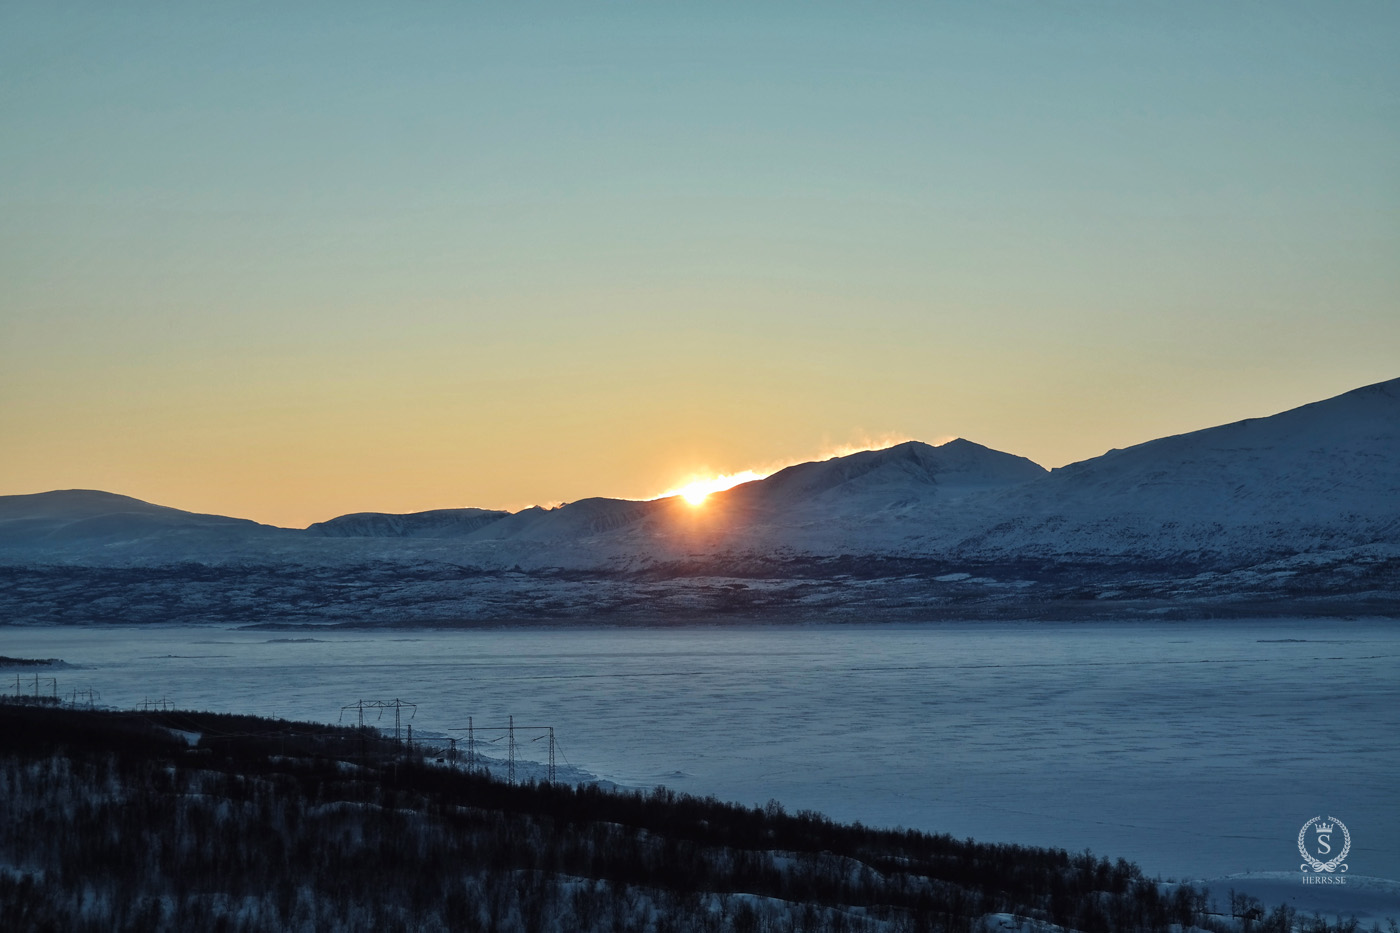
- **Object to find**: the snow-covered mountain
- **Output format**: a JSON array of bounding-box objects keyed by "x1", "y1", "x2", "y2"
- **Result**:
[
  {"x1": 1, "y1": 379, "x2": 1395, "y2": 622},
  {"x1": 308, "y1": 507, "x2": 509, "y2": 538},
  {"x1": 952, "y1": 377, "x2": 1400, "y2": 562},
  {"x1": 464, "y1": 497, "x2": 668, "y2": 544},
  {"x1": 398, "y1": 438, "x2": 1048, "y2": 563},
  {"x1": 443, "y1": 374, "x2": 1399, "y2": 569},
  {"x1": 0, "y1": 490, "x2": 285, "y2": 552},
  {"x1": 574, "y1": 438, "x2": 1052, "y2": 567},
  {"x1": 723, "y1": 438, "x2": 1048, "y2": 512}
]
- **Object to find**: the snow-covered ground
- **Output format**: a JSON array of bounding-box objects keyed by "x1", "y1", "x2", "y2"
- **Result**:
[
  {"x1": 3, "y1": 617, "x2": 1395, "y2": 900},
  {"x1": 1195, "y1": 874, "x2": 1400, "y2": 927}
]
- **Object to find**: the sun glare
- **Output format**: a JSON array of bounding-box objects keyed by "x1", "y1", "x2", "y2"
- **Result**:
[
  {"x1": 656, "y1": 436, "x2": 925, "y2": 506},
  {"x1": 663, "y1": 471, "x2": 767, "y2": 506}
]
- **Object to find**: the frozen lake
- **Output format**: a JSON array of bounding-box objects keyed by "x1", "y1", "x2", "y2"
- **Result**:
[{"x1": 3, "y1": 618, "x2": 1397, "y2": 884}]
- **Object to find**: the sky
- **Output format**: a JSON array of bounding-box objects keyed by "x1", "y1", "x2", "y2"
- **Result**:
[{"x1": 2, "y1": 2, "x2": 1397, "y2": 528}]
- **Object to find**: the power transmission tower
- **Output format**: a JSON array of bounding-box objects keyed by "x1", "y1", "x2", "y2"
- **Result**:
[
  {"x1": 445, "y1": 719, "x2": 557, "y2": 782},
  {"x1": 67, "y1": 688, "x2": 99, "y2": 709},
  {"x1": 526, "y1": 727, "x2": 557, "y2": 783},
  {"x1": 397, "y1": 699, "x2": 415, "y2": 745},
  {"x1": 339, "y1": 698, "x2": 417, "y2": 759},
  {"x1": 340, "y1": 699, "x2": 368, "y2": 763}
]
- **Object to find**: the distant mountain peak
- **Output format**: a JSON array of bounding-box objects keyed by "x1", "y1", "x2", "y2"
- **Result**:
[{"x1": 717, "y1": 437, "x2": 1047, "y2": 511}]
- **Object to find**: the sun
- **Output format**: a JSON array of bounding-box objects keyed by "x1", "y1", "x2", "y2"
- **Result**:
[
  {"x1": 661, "y1": 470, "x2": 767, "y2": 506},
  {"x1": 679, "y1": 484, "x2": 710, "y2": 506},
  {"x1": 656, "y1": 440, "x2": 909, "y2": 507}
]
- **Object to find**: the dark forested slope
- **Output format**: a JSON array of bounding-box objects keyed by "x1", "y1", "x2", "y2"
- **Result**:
[{"x1": 0, "y1": 703, "x2": 1325, "y2": 933}]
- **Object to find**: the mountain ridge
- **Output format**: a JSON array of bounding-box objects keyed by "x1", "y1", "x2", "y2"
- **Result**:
[{"x1": 0, "y1": 378, "x2": 1395, "y2": 623}]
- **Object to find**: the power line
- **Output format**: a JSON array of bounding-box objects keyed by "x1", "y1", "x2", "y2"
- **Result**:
[
  {"x1": 67, "y1": 687, "x2": 100, "y2": 709},
  {"x1": 338, "y1": 698, "x2": 418, "y2": 743},
  {"x1": 445, "y1": 719, "x2": 558, "y2": 783},
  {"x1": 14, "y1": 673, "x2": 58, "y2": 700}
]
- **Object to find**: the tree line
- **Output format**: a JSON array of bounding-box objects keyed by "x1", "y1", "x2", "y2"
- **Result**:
[{"x1": 0, "y1": 703, "x2": 1381, "y2": 933}]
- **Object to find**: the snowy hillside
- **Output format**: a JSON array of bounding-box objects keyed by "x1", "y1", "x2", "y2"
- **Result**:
[
  {"x1": 462, "y1": 497, "x2": 668, "y2": 544},
  {"x1": 951, "y1": 377, "x2": 1400, "y2": 561},
  {"x1": 724, "y1": 439, "x2": 1048, "y2": 511}
]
